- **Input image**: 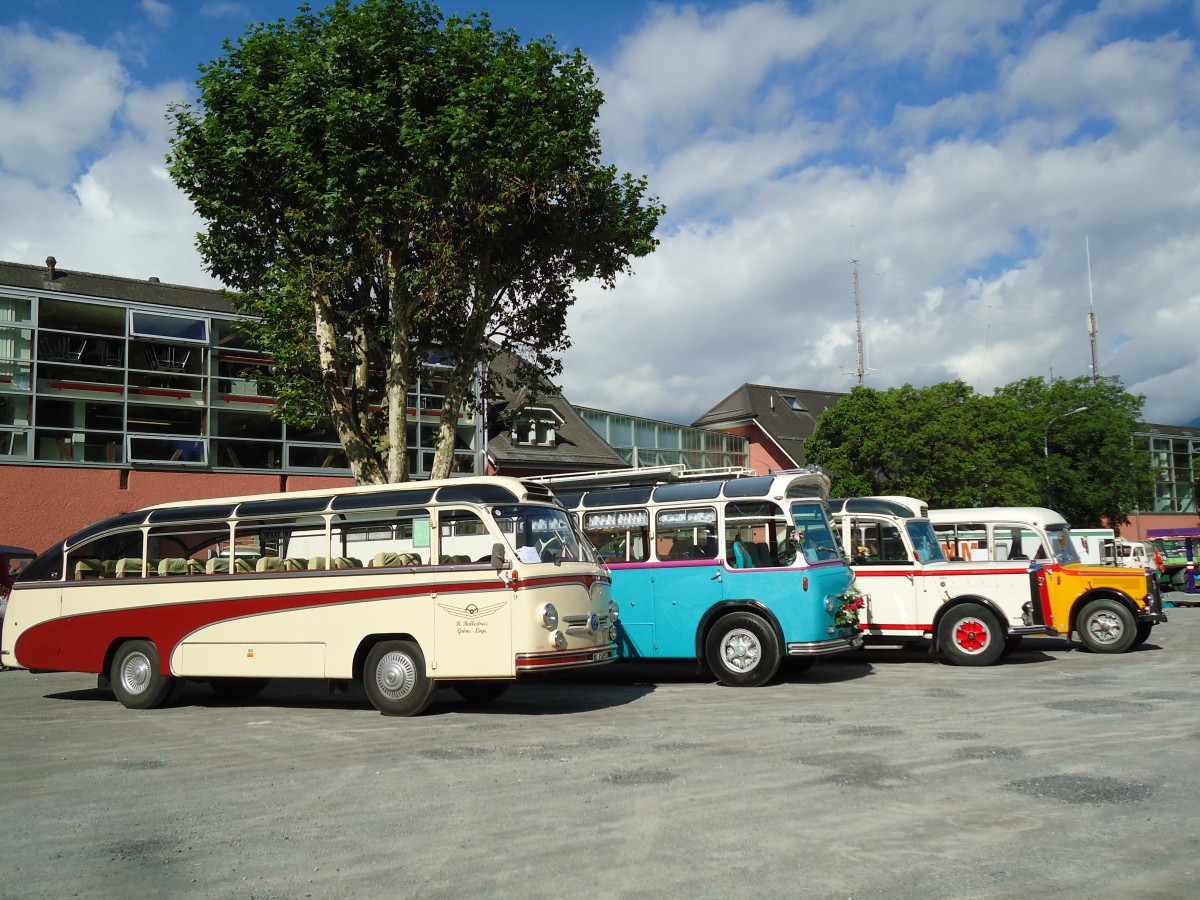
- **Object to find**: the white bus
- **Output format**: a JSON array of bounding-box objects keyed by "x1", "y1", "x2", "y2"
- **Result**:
[
  {"x1": 928, "y1": 507, "x2": 1166, "y2": 653},
  {"x1": 829, "y1": 497, "x2": 1055, "y2": 665},
  {"x1": 0, "y1": 477, "x2": 616, "y2": 715}
]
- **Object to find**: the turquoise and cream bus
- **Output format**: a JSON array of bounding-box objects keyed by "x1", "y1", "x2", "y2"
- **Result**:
[
  {"x1": 542, "y1": 467, "x2": 863, "y2": 687},
  {"x1": 0, "y1": 477, "x2": 616, "y2": 716}
]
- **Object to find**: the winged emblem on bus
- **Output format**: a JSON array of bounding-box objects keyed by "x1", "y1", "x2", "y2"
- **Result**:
[{"x1": 438, "y1": 601, "x2": 506, "y2": 619}]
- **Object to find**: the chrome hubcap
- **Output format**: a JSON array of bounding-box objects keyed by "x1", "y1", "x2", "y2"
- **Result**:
[
  {"x1": 119, "y1": 652, "x2": 152, "y2": 696},
  {"x1": 720, "y1": 628, "x2": 761, "y2": 673},
  {"x1": 374, "y1": 651, "x2": 417, "y2": 701}
]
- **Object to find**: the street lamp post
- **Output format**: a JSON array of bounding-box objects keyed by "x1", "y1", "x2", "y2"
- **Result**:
[{"x1": 1044, "y1": 406, "x2": 1089, "y2": 509}]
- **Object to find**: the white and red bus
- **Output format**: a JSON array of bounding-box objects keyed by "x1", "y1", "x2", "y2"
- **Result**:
[
  {"x1": 0, "y1": 477, "x2": 616, "y2": 715},
  {"x1": 830, "y1": 496, "x2": 1056, "y2": 665}
]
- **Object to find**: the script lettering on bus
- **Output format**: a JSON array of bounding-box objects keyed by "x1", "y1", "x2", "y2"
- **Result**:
[{"x1": 439, "y1": 601, "x2": 506, "y2": 635}]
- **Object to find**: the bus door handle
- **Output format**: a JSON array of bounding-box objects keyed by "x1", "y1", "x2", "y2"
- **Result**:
[{"x1": 711, "y1": 572, "x2": 722, "y2": 582}]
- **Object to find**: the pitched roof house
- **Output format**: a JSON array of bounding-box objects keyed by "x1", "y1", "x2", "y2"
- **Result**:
[{"x1": 691, "y1": 383, "x2": 847, "y2": 472}]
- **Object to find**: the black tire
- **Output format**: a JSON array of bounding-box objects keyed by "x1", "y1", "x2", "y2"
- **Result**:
[
  {"x1": 1132, "y1": 622, "x2": 1154, "y2": 648},
  {"x1": 452, "y1": 681, "x2": 511, "y2": 704},
  {"x1": 704, "y1": 611, "x2": 781, "y2": 687},
  {"x1": 209, "y1": 677, "x2": 271, "y2": 699},
  {"x1": 937, "y1": 603, "x2": 1005, "y2": 666},
  {"x1": 1001, "y1": 635, "x2": 1024, "y2": 657},
  {"x1": 1076, "y1": 598, "x2": 1137, "y2": 654},
  {"x1": 363, "y1": 640, "x2": 435, "y2": 716},
  {"x1": 110, "y1": 640, "x2": 178, "y2": 710}
]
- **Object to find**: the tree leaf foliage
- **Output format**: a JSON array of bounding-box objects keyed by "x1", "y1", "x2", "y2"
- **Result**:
[
  {"x1": 167, "y1": 0, "x2": 663, "y2": 482},
  {"x1": 804, "y1": 376, "x2": 1153, "y2": 527}
]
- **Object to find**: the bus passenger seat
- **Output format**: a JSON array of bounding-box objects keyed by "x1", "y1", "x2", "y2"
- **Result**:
[
  {"x1": 307, "y1": 557, "x2": 327, "y2": 570},
  {"x1": 732, "y1": 541, "x2": 755, "y2": 568},
  {"x1": 371, "y1": 552, "x2": 404, "y2": 567},
  {"x1": 256, "y1": 557, "x2": 286, "y2": 573},
  {"x1": 283, "y1": 558, "x2": 307, "y2": 571},
  {"x1": 114, "y1": 558, "x2": 144, "y2": 578},
  {"x1": 73, "y1": 558, "x2": 102, "y2": 580},
  {"x1": 331, "y1": 557, "x2": 360, "y2": 569},
  {"x1": 234, "y1": 557, "x2": 258, "y2": 573},
  {"x1": 206, "y1": 557, "x2": 229, "y2": 575},
  {"x1": 158, "y1": 558, "x2": 190, "y2": 577}
]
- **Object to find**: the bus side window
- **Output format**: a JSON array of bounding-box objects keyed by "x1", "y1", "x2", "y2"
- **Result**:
[
  {"x1": 654, "y1": 508, "x2": 718, "y2": 561},
  {"x1": 438, "y1": 508, "x2": 491, "y2": 563},
  {"x1": 582, "y1": 509, "x2": 650, "y2": 563},
  {"x1": 236, "y1": 514, "x2": 327, "y2": 572},
  {"x1": 66, "y1": 529, "x2": 144, "y2": 581},
  {"x1": 724, "y1": 501, "x2": 787, "y2": 569},
  {"x1": 147, "y1": 523, "x2": 229, "y2": 577}
]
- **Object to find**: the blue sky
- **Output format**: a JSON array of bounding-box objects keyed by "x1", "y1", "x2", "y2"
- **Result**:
[{"x1": 3, "y1": 0, "x2": 1200, "y2": 427}]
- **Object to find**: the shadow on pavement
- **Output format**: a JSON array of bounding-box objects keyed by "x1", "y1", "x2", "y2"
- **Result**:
[{"x1": 44, "y1": 674, "x2": 655, "y2": 716}]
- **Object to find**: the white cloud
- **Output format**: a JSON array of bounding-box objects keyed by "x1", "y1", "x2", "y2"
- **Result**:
[
  {"x1": 0, "y1": 24, "x2": 126, "y2": 183},
  {"x1": 562, "y1": 1, "x2": 1200, "y2": 426},
  {"x1": 141, "y1": 0, "x2": 172, "y2": 30}
]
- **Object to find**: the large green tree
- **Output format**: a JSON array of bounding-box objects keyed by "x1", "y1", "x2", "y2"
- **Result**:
[
  {"x1": 995, "y1": 375, "x2": 1153, "y2": 527},
  {"x1": 167, "y1": 0, "x2": 662, "y2": 483},
  {"x1": 804, "y1": 376, "x2": 1153, "y2": 526}
]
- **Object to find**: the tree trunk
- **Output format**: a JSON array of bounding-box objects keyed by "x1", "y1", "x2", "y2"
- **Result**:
[
  {"x1": 384, "y1": 256, "x2": 411, "y2": 483},
  {"x1": 312, "y1": 288, "x2": 384, "y2": 484}
]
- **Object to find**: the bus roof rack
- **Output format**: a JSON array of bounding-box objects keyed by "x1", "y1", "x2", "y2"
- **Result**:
[{"x1": 530, "y1": 465, "x2": 757, "y2": 490}]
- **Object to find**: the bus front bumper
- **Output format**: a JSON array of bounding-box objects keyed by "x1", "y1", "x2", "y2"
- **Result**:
[
  {"x1": 786, "y1": 633, "x2": 865, "y2": 657},
  {"x1": 515, "y1": 643, "x2": 617, "y2": 672}
]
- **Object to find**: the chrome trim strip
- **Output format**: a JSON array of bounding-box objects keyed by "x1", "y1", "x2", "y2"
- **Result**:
[{"x1": 786, "y1": 634, "x2": 864, "y2": 656}]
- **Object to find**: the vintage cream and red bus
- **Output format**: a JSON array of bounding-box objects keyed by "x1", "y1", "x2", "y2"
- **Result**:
[{"x1": 0, "y1": 477, "x2": 616, "y2": 715}]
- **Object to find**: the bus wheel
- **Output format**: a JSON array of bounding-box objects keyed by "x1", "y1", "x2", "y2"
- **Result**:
[
  {"x1": 937, "y1": 604, "x2": 1004, "y2": 666},
  {"x1": 1077, "y1": 599, "x2": 1137, "y2": 653},
  {"x1": 364, "y1": 640, "x2": 435, "y2": 716},
  {"x1": 705, "y1": 612, "x2": 781, "y2": 687},
  {"x1": 452, "y1": 681, "x2": 511, "y2": 704},
  {"x1": 110, "y1": 640, "x2": 179, "y2": 710},
  {"x1": 1132, "y1": 622, "x2": 1154, "y2": 648},
  {"x1": 209, "y1": 677, "x2": 271, "y2": 699}
]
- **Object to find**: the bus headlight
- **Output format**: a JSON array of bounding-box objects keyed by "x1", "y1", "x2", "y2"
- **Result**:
[
  {"x1": 553, "y1": 631, "x2": 567, "y2": 649},
  {"x1": 608, "y1": 599, "x2": 619, "y2": 621},
  {"x1": 608, "y1": 624, "x2": 618, "y2": 642},
  {"x1": 541, "y1": 603, "x2": 559, "y2": 629}
]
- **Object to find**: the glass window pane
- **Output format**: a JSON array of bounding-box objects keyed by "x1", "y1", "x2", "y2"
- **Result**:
[
  {"x1": 211, "y1": 439, "x2": 280, "y2": 469},
  {"x1": 0, "y1": 296, "x2": 32, "y2": 322},
  {"x1": 287, "y1": 445, "x2": 346, "y2": 469},
  {"x1": 39, "y1": 297, "x2": 124, "y2": 335},
  {"x1": 130, "y1": 311, "x2": 207, "y2": 343},
  {"x1": 212, "y1": 409, "x2": 281, "y2": 439}
]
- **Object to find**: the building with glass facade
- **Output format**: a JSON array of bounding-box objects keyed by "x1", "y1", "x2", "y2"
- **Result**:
[
  {"x1": 0, "y1": 259, "x2": 492, "y2": 552},
  {"x1": 575, "y1": 406, "x2": 748, "y2": 470}
]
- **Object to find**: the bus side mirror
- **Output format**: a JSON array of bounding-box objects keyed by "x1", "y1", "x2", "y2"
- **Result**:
[{"x1": 491, "y1": 543, "x2": 510, "y2": 570}]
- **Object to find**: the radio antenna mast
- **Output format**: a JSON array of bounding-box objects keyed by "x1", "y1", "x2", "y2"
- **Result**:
[
  {"x1": 852, "y1": 258, "x2": 865, "y2": 386},
  {"x1": 1086, "y1": 236, "x2": 1100, "y2": 384}
]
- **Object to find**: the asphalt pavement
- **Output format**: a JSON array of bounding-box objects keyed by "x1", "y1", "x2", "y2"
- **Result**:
[{"x1": 2, "y1": 605, "x2": 1198, "y2": 899}]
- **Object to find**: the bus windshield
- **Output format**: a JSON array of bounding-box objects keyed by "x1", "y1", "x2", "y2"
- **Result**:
[
  {"x1": 1047, "y1": 524, "x2": 1081, "y2": 564},
  {"x1": 790, "y1": 502, "x2": 843, "y2": 563},
  {"x1": 493, "y1": 505, "x2": 591, "y2": 564},
  {"x1": 906, "y1": 521, "x2": 947, "y2": 563}
]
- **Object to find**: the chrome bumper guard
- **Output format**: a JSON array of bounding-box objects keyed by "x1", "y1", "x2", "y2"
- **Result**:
[{"x1": 786, "y1": 633, "x2": 865, "y2": 656}]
